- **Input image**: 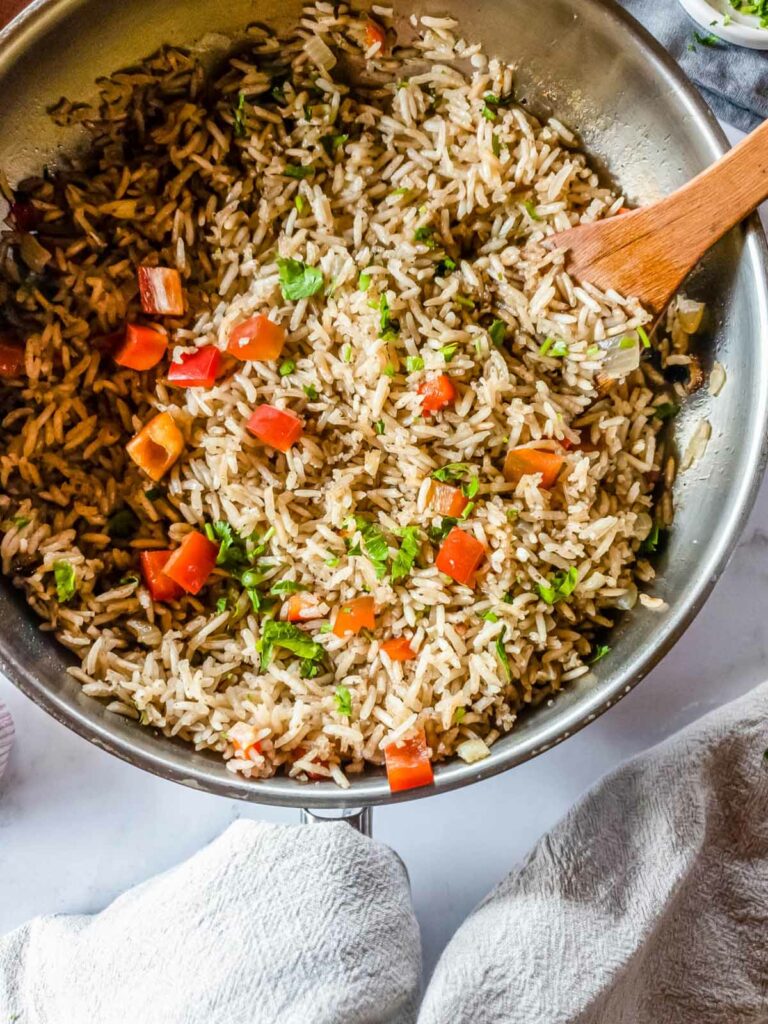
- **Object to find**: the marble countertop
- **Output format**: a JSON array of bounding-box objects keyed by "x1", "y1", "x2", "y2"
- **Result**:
[{"x1": 1, "y1": 123, "x2": 765, "y2": 978}]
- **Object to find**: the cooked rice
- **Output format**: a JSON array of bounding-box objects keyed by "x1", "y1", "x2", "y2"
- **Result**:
[{"x1": 0, "y1": 5, "x2": 703, "y2": 786}]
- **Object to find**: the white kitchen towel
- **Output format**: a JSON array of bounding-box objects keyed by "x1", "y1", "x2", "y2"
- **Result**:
[
  {"x1": 0, "y1": 701, "x2": 12, "y2": 783},
  {"x1": 1, "y1": 682, "x2": 767, "y2": 1023}
]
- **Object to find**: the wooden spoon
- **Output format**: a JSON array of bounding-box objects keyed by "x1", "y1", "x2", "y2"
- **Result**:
[{"x1": 549, "y1": 119, "x2": 768, "y2": 317}]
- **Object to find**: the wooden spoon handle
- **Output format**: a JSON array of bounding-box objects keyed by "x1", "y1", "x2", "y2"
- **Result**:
[
  {"x1": 650, "y1": 118, "x2": 768, "y2": 263},
  {"x1": 552, "y1": 120, "x2": 768, "y2": 315}
]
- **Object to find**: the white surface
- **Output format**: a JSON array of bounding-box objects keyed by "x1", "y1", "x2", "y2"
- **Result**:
[
  {"x1": 0, "y1": 124, "x2": 765, "y2": 980},
  {"x1": 678, "y1": 0, "x2": 768, "y2": 49}
]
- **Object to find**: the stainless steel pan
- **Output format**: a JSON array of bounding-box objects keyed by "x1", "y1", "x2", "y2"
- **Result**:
[{"x1": 0, "y1": 0, "x2": 766, "y2": 823}]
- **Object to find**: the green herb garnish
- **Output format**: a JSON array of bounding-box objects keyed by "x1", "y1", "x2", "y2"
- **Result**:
[
  {"x1": 279, "y1": 359, "x2": 295, "y2": 377},
  {"x1": 391, "y1": 526, "x2": 421, "y2": 583},
  {"x1": 405, "y1": 355, "x2": 424, "y2": 372},
  {"x1": 488, "y1": 319, "x2": 506, "y2": 348},
  {"x1": 320, "y1": 133, "x2": 348, "y2": 157},
  {"x1": 640, "y1": 523, "x2": 667, "y2": 555},
  {"x1": 440, "y1": 343, "x2": 459, "y2": 363},
  {"x1": 347, "y1": 515, "x2": 390, "y2": 578},
  {"x1": 270, "y1": 580, "x2": 308, "y2": 596},
  {"x1": 495, "y1": 625, "x2": 512, "y2": 679},
  {"x1": 537, "y1": 567, "x2": 579, "y2": 605},
  {"x1": 232, "y1": 92, "x2": 247, "y2": 137},
  {"x1": 257, "y1": 620, "x2": 324, "y2": 671},
  {"x1": 638, "y1": 325, "x2": 651, "y2": 349},
  {"x1": 358, "y1": 272, "x2": 372, "y2": 291},
  {"x1": 277, "y1": 257, "x2": 324, "y2": 301},
  {"x1": 436, "y1": 256, "x2": 457, "y2": 276},
  {"x1": 523, "y1": 199, "x2": 541, "y2": 221},
  {"x1": 654, "y1": 402, "x2": 679, "y2": 421},
  {"x1": 53, "y1": 560, "x2": 77, "y2": 603},
  {"x1": 303, "y1": 384, "x2": 319, "y2": 400},
  {"x1": 378, "y1": 294, "x2": 400, "y2": 340},
  {"x1": 294, "y1": 194, "x2": 306, "y2": 214},
  {"x1": 334, "y1": 685, "x2": 353, "y2": 717},
  {"x1": 374, "y1": 419, "x2": 385, "y2": 435},
  {"x1": 284, "y1": 163, "x2": 315, "y2": 179},
  {"x1": 480, "y1": 609, "x2": 499, "y2": 622},
  {"x1": 590, "y1": 644, "x2": 610, "y2": 663}
]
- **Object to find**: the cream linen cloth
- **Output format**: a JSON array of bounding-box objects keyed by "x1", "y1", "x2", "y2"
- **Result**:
[{"x1": 1, "y1": 682, "x2": 767, "y2": 1023}]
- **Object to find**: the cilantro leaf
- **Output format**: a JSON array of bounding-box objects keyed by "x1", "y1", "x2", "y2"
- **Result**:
[
  {"x1": 284, "y1": 163, "x2": 315, "y2": 179},
  {"x1": 378, "y1": 294, "x2": 400, "y2": 340},
  {"x1": 427, "y1": 516, "x2": 458, "y2": 542},
  {"x1": 405, "y1": 355, "x2": 424, "y2": 373},
  {"x1": 391, "y1": 526, "x2": 421, "y2": 583},
  {"x1": 537, "y1": 567, "x2": 579, "y2": 605},
  {"x1": 488, "y1": 319, "x2": 506, "y2": 347},
  {"x1": 257, "y1": 620, "x2": 324, "y2": 670},
  {"x1": 640, "y1": 523, "x2": 667, "y2": 555},
  {"x1": 320, "y1": 133, "x2": 348, "y2": 157},
  {"x1": 495, "y1": 625, "x2": 512, "y2": 679},
  {"x1": 270, "y1": 580, "x2": 308, "y2": 596},
  {"x1": 523, "y1": 199, "x2": 541, "y2": 221},
  {"x1": 348, "y1": 515, "x2": 389, "y2": 578},
  {"x1": 432, "y1": 462, "x2": 473, "y2": 484},
  {"x1": 590, "y1": 644, "x2": 610, "y2": 664},
  {"x1": 53, "y1": 561, "x2": 77, "y2": 603},
  {"x1": 277, "y1": 257, "x2": 324, "y2": 301},
  {"x1": 334, "y1": 685, "x2": 352, "y2": 716}
]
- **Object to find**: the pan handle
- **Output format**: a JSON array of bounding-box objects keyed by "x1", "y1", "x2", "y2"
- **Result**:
[{"x1": 299, "y1": 806, "x2": 372, "y2": 836}]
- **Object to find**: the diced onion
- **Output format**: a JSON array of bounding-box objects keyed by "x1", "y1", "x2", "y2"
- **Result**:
[
  {"x1": 304, "y1": 35, "x2": 337, "y2": 71},
  {"x1": 676, "y1": 297, "x2": 705, "y2": 334},
  {"x1": 457, "y1": 737, "x2": 491, "y2": 764},
  {"x1": 681, "y1": 418, "x2": 711, "y2": 471},
  {"x1": 125, "y1": 618, "x2": 162, "y2": 646},
  {"x1": 615, "y1": 582, "x2": 638, "y2": 611},
  {"x1": 709, "y1": 361, "x2": 726, "y2": 397},
  {"x1": 600, "y1": 330, "x2": 640, "y2": 380}
]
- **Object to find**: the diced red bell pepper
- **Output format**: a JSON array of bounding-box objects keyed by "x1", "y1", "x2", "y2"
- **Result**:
[
  {"x1": 0, "y1": 338, "x2": 26, "y2": 377},
  {"x1": 428, "y1": 481, "x2": 468, "y2": 518},
  {"x1": 381, "y1": 637, "x2": 416, "y2": 662},
  {"x1": 161, "y1": 529, "x2": 219, "y2": 595},
  {"x1": 229, "y1": 724, "x2": 263, "y2": 762},
  {"x1": 503, "y1": 448, "x2": 564, "y2": 489},
  {"x1": 364, "y1": 18, "x2": 387, "y2": 52},
  {"x1": 138, "y1": 266, "x2": 185, "y2": 316},
  {"x1": 7, "y1": 200, "x2": 39, "y2": 232},
  {"x1": 418, "y1": 374, "x2": 456, "y2": 414},
  {"x1": 115, "y1": 323, "x2": 168, "y2": 371},
  {"x1": 333, "y1": 596, "x2": 376, "y2": 638},
  {"x1": 167, "y1": 346, "x2": 221, "y2": 388},
  {"x1": 246, "y1": 404, "x2": 304, "y2": 452},
  {"x1": 283, "y1": 593, "x2": 321, "y2": 622},
  {"x1": 385, "y1": 727, "x2": 434, "y2": 793},
  {"x1": 228, "y1": 315, "x2": 287, "y2": 361},
  {"x1": 435, "y1": 526, "x2": 485, "y2": 588},
  {"x1": 139, "y1": 550, "x2": 184, "y2": 602},
  {"x1": 126, "y1": 411, "x2": 184, "y2": 481}
]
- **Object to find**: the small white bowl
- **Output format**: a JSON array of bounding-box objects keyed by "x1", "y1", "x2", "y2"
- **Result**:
[{"x1": 678, "y1": 0, "x2": 768, "y2": 49}]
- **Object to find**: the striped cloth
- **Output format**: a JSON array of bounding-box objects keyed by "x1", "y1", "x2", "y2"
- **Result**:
[{"x1": 0, "y1": 702, "x2": 13, "y2": 782}]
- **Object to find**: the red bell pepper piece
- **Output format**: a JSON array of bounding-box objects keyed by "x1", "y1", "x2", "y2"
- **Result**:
[
  {"x1": 428, "y1": 481, "x2": 468, "y2": 518},
  {"x1": 283, "y1": 593, "x2": 322, "y2": 622},
  {"x1": 503, "y1": 448, "x2": 564, "y2": 490},
  {"x1": 333, "y1": 596, "x2": 376, "y2": 638},
  {"x1": 0, "y1": 338, "x2": 26, "y2": 377},
  {"x1": 385, "y1": 728, "x2": 434, "y2": 793},
  {"x1": 125, "y1": 411, "x2": 184, "y2": 481},
  {"x1": 139, "y1": 550, "x2": 184, "y2": 602},
  {"x1": 364, "y1": 18, "x2": 387, "y2": 52},
  {"x1": 167, "y1": 346, "x2": 221, "y2": 388},
  {"x1": 435, "y1": 526, "x2": 485, "y2": 588},
  {"x1": 115, "y1": 324, "x2": 168, "y2": 371},
  {"x1": 138, "y1": 266, "x2": 185, "y2": 316},
  {"x1": 418, "y1": 374, "x2": 456, "y2": 413},
  {"x1": 161, "y1": 530, "x2": 219, "y2": 595},
  {"x1": 246, "y1": 404, "x2": 304, "y2": 452},
  {"x1": 228, "y1": 315, "x2": 287, "y2": 361},
  {"x1": 381, "y1": 637, "x2": 416, "y2": 662}
]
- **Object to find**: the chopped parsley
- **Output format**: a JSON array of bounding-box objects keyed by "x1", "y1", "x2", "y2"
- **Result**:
[
  {"x1": 303, "y1": 383, "x2": 319, "y2": 400},
  {"x1": 374, "y1": 419, "x2": 385, "y2": 435},
  {"x1": 320, "y1": 133, "x2": 348, "y2": 157},
  {"x1": 277, "y1": 257, "x2": 324, "y2": 301},
  {"x1": 488, "y1": 319, "x2": 506, "y2": 348},
  {"x1": 232, "y1": 92, "x2": 247, "y2": 137},
  {"x1": 480, "y1": 609, "x2": 499, "y2": 622},
  {"x1": 216, "y1": 596, "x2": 228, "y2": 613},
  {"x1": 436, "y1": 256, "x2": 457, "y2": 276},
  {"x1": 391, "y1": 526, "x2": 421, "y2": 583},
  {"x1": 270, "y1": 580, "x2": 308, "y2": 596},
  {"x1": 693, "y1": 30, "x2": 719, "y2": 45},
  {"x1": 537, "y1": 567, "x2": 579, "y2": 605},
  {"x1": 590, "y1": 644, "x2": 610, "y2": 664},
  {"x1": 334, "y1": 685, "x2": 353, "y2": 717},
  {"x1": 294, "y1": 194, "x2": 306, "y2": 214},
  {"x1": 414, "y1": 225, "x2": 437, "y2": 248},
  {"x1": 106, "y1": 507, "x2": 139, "y2": 540},
  {"x1": 358, "y1": 271, "x2": 372, "y2": 291},
  {"x1": 432, "y1": 462, "x2": 473, "y2": 484},
  {"x1": 405, "y1": 355, "x2": 425, "y2": 372},
  {"x1": 53, "y1": 560, "x2": 77, "y2": 603},
  {"x1": 279, "y1": 359, "x2": 295, "y2": 377},
  {"x1": 654, "y1": 402, "x2": 679, "y2": 421},
  {"x1": 640, "y1": 523, "x2": 667, "y2": 555},
  {"x1": 257, "y1": 620, "x2": 324, "y2": 671},
  {"x1": 427, "y1": 516, "x2": 458, "y2": 543},
  {"x1": 203, "y1": 521, "x2": 275, "y2": 609},
  {"x1": 347, "y1": 515, "x2": 390, "y2": 578},
  {"x1": 378, "y1": 294, "x2": 400, "y2": 340},
  {"x1": 440, "y1": 343, "x2": 459, "y2": 363},
  {"x1": 284, "y1": 163, "x2": 315, "y2": 179},
  {"x1": 523, "y1": 199, "x2": 541, "y2": 221},
  {"x1": 495, "y1": 625, "x2": 512, "y2": 679}
]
